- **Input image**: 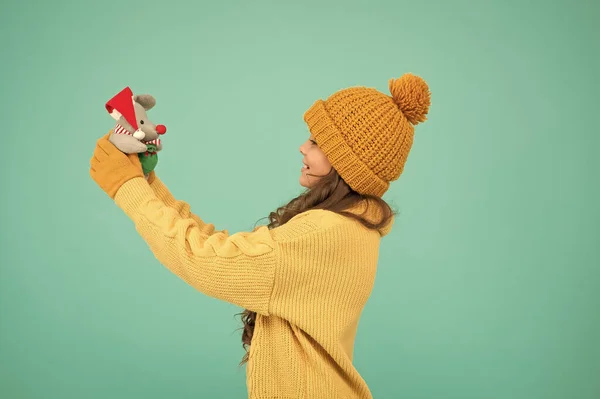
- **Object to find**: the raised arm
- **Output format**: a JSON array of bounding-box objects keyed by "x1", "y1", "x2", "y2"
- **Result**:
[
  {"x1": 91, "y1": 132, "x2": 373, "y2": 320},
  {"x1": 114, "y1": 176, "x2": 277, "y2": 315},
  {"x1": 146, "y1": 171, "x2": 228, "y2": 237}
]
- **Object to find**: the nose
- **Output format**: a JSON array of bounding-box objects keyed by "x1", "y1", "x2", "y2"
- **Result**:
[{"x1": 156, "y1": 124, "x2": 167, "y2": 135}]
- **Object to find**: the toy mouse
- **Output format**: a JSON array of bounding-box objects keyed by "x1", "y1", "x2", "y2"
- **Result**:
[{"x1": 105, "y1": 86, "x2": 167, "y2": 176}]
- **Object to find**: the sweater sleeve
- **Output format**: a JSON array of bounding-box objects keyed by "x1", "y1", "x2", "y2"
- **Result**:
[
  {"x1": 113, "y1": 176, "x2": 373, "y2": 322},
  {"x1": 148, "y1": 174, "x2": 228, "y2": 237},
  {"x1": 114, "y1": 176, "x2": 278, "y2": 315}
]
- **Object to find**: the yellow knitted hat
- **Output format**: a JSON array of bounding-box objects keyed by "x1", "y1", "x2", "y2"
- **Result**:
[{"x1": 303, "y1": 73, "x2": 431, "y2": 197}]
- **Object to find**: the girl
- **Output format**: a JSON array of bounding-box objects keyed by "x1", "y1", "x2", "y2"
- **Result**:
[{"x1": 90, "y1": 72, "x2": 431, "y2": 398}]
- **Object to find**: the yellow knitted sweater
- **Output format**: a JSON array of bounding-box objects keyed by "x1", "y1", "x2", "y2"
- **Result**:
[{"x1": 113, "y1": 175, "x2": 394, "y2": 398}]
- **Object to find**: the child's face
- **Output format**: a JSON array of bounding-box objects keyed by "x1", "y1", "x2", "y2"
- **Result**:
[{"x1": 299, "y1": 133, "x2": 332, "y2": 188}]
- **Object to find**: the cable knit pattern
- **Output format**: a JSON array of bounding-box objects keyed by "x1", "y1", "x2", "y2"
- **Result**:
[{"x1": 114, "y1": 175, "x2": 393, "y2": 398}]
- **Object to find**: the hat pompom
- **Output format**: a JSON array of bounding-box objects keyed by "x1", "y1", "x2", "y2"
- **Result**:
[{"x1": 388, "y1": 73, "x2": 431, "y2": 125}]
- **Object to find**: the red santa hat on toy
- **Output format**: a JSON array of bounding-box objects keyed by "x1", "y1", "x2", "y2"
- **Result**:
[{"x1": 105, "y1": 86, "x2": 145, "y2": 140}]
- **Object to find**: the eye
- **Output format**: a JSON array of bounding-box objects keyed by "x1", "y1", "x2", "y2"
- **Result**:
[
  {"x1": 140, "y1": 120, "x2": 144, "y2": 124},
  {"x1": 310, "y1": 139, "x2": 316, "y2": 145}
]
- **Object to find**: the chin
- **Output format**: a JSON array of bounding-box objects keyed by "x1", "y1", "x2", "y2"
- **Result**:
[{"x1": 299, "y1": 175, "x2": 310, "y2": 188}]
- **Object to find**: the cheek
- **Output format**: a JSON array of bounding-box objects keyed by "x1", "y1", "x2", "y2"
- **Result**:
[{"x1": 317, "y1": 154, "x2": 331, "y2": 169}]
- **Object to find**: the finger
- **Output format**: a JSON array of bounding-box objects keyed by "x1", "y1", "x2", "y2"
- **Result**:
[
  {"x1": 127, "y1": 153, "x2": 142, "y2": 167},
  {"x1": 147, "y1": 170, "x2": 156, "y2": 183},
  {"x1": 96, "y1": 140, "x2": 112, "y2": 156},
  {"x1": 99, "y1": 131, "x2": 111, "y2": 141},
  {"x1": 96, "y1": 133, "x2": 109, "y2": 145},
  {"x1": 92, "y1": 139, "x2": 110, "y2": 160},
  {"x1": 93, "y1": 145, "x2": 108, "y2": 162},
  {"x1": 98, "y1": 134, "x2": 120, "y2": 155},
  {"x1": 127, "y1": 153, "x2": 144, "y2": 173}
]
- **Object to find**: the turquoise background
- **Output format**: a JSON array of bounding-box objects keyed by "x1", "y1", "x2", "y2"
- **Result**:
[{"x1": 1, "y1": 0, "x2": 598, "y2": 397}]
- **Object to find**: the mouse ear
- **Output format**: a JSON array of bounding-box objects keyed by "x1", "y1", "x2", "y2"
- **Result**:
[{"x1": 134, "y1": 94, "x2": 156, "y2": 111}]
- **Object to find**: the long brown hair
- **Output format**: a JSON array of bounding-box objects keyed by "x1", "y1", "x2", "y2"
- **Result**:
[{"x1": 235, "y1": 166, "x2": 397, "y2": 366}]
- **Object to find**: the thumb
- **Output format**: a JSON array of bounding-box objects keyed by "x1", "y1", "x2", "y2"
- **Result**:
[{"x1": 127, "y1": 152, "x2": 142, "y2": 169}]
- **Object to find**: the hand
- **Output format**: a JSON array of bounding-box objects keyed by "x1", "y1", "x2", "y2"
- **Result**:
[
  {"x1": 146, "y1": 170, "x2": 156, "y2": 184},
  {"x1": 90, "y1": 132, "x2": 145, "y2": 198}
]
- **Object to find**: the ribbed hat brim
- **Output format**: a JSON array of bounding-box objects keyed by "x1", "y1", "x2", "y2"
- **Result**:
[{"x1": 303, "y1": 99, "x2": 389, "y2": 197}]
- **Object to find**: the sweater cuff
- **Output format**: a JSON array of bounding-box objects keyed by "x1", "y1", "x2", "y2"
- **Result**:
[
  {"x1": 114, "y1": 176, "x2": 157, "y2": 216},
  {"x1": 148, "y1": 175, "x2": 172, "y2": 202}
]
